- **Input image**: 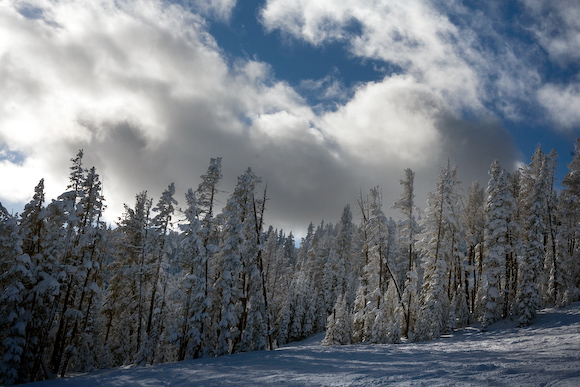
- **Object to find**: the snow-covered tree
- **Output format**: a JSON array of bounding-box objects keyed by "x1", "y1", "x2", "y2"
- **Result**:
[
  {"x1": 335, "y1": 205, "x2": 355, "y2": 300},
  {"x1": 322, "y1": 294, "x2": 352, "y2": 346},
  {"x1": 43, "y1": 151, "x2": 108, "y2": 377},
  {"x1": 0, "y1": 204, "x2": 30, "y2": 385},
  {"x1": 393, "y1": 168, "x2": 420, "y2": 338},
  {"x1": 214, "y1": 168, "x2": 268, "y2": 355},
  {"x1": 464, "y1": 181, "x2": 485, "y2": 315},
  {"x1": 559, "y1": 139, "x2": 580, "y2": 302},
  {"x1": 175, "y1": 189, "x2": 206, "y2": 360},
  {"x1": 481, "y1": 160, "x2": 511, "y2": 330},
  {"x1": 103, "y1": 191, "x2": 152, "y2": 366},
  {"x1": 3, "y1": 179, "x2": 54, "y2": 384},
  {"x1": 142, "y1": 183, "x2": 177, "y2": 363},
  {"x1": 415, "y1": 161, "x2": 461, "y2": 341},
  {"x1": 518, "y1": 146, "x2": 549, "y2": 326},
  {"x1": 351, "y1": 188, "x2": 401, "y2": 344}
]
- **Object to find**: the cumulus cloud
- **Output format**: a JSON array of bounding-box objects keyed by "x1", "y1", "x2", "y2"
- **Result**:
[
  {"x1": 321, "y1": 75, "x2": 443, "y2": 167},
  {"x1": 0, "y1": 0, "x2": 522, "y2": 234}
]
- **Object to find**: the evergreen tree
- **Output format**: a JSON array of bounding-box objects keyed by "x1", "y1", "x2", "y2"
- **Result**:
[
  {"x1": 103, "y1": 191, "x2": 152, "y2": 366},
  {"x1": 335, "y1": 205, "x2": 355, "y2": 300},
  {"x1": 322, "y1": 294, "x2": 352, "y2": 345},
  {"x1": 142, "y1": 183, "x2": 177, "y2": 363},
  {"x1": 9, "y1": 179, "x2": 54, "y2": 383},
  {"x1": 481, "y1": 160, "x2": 510, "y2": 330},
  {"x1": 393, "y1": 168, "x2": 420, "y2": 337},
  {"x1": 352, "y1": 190, "x2": 378, "y2": 343},
  {"x1": 175, "y1": 189, "x2": 206, "y2": 360},
  {"x1": 0, "y1": 204, "x2": 30, "y2": 385},
  {"x1": 194, "y1": 157, "x2": 222, "y2": 356},
  {"x1": 214, "y1": 168, "x2": 267, "y2": 355},
  {"x1": 415, "y1": 161, "x2": 461, "y2": 341},
  {"x1": 504, "y1": 170, "x2": 523, "y2": 317},
  {"x1": 560, "y1": 139, "x2": 580, "y2": 302},
  {"x1": 464, "y1": 181, "x2": 485, "y2": 316},
  {"x1": 352, "y1": 188, "x2": 401, "y2": 343},
  {"x1": 46, "y1": 151, "x2": 107, "y2": 377},
  {"x1": 518, "y1": 146, "x2": 549, "y2": 326}
]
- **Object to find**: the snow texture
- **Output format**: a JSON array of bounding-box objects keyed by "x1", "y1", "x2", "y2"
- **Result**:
[{"x1": 25, "y1": 302, "x2": 580, "y2": 386}]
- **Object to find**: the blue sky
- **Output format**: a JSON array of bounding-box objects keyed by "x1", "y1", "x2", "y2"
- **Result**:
[
  {"x1": 208, "y1": 1, "x2": 385, "y2": 101},
  {"x1": 1, "y1": 0, "x2": 579, "y2": 232}
]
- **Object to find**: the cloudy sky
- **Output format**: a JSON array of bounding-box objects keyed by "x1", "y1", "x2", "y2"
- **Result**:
[{"x1": 1, "y1": 0, "x2": 579, "y2": 235}]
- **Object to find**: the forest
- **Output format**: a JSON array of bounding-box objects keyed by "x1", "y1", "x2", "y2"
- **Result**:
[{"x1": 1, "y1": 140, "x2": 580, "y2": 385}]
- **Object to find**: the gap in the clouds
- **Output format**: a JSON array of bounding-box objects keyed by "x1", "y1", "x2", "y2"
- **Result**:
[
  {"x1": 540, "y1": 60, "x2": 580, "y2": 86},
  {"x1": 207, "y1": 0, "x2": 387, "y2": 110},
  {"x1": 0, "y1": 145, "x2": 25, "y2": 166},
  {"x1": 15, "y1": 3, "x2": 45, "y2": 20}
]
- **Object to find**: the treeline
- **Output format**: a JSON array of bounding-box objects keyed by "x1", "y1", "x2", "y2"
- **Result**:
[{"x1": 1, "y1": 141, "x2": 580, "y2": 384}]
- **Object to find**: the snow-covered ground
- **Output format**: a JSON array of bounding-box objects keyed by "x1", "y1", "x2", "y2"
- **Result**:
[{"x1": 27, "y1": 303, "x2": 580, "y2": 386}]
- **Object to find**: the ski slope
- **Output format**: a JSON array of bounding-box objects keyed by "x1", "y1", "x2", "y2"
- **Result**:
[{"x1": 27, "y1": 303, "x2": 580, "y2": 386}]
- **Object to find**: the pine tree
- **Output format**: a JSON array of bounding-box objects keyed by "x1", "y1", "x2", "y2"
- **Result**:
[
  {"x1": 335, "y1": 205, "x2": 355, "y2": 300},
  {"x1": 214, "y1": 168, "x2": 267, "y2": 355},
  {"x1": 352, "y1": 190, "x2": 378, "y2": 343},
  {"x1": 175, "y1": 189, "x2": 206, "y2": 360},
  {"x1": 517, "y1": 146, "x2": 549, "y2": 326},
  {"x1": 322, "y1": 294, "x2": 352, "y2": 345},
  {"x1": 504, "y1": 170, "x2": 523, "y2": 317},
  {"x1": 551, "y1": 206, "x2": 572, "y2": 307},
  {"x1": 11, "y1": 179, "x2": 54, "y2": 383},
  {"x1": 415, "y1": 161, "x2": 461, "y2": 341},
  {"x1": 393, "y1": 168, "x2": 420, "y2": 337},
  {"x1": 559, "y1": 140, "x2": 580, "y2": 302},
  {"x1": 103, "y1": 191, "x2": 152, "y2": 366},
  {"x1": 464, "y1": 181, "x2": 485, "y2": 316},
  {"x1": 58, "y1": 165, "x2": 107, "y2": 376},
  {"x1": 542, "y1": 150, "x2": 559, "y2": 306},
  {"x1": 481, "y1": 160, "x2": 510, "y2": 330},
  {"x1": 143, "y1": 183, "x2": 177, "y2": 363},
  {"x1": 46, "y1": 151, "x2": 107, "y2": 377},
  {"x1": 351, "y1": 188, "x2": 401, "y2": 343},
  {"x1": 194, "y1": 157, "x2": 222, "y2": 356},
  {"x1": 0, "y1": 204, "x2": 30, "y2": 385}
]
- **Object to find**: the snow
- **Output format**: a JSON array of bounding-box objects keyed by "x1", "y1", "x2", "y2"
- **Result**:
[{"x1": 27, "y1": 303, "x2": 580, "y2": 386}]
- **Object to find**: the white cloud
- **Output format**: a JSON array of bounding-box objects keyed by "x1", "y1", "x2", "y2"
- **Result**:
[
  {"x1": 260, "y1": 0, "x2": 486, "y2": 112},
  {"x1": 520, "y1": 0, "x2": 580, "y2": 131},
  {"x1": 521, "y1": 0, "x2": 580, "y2": 65},
  {"x1": 538, "y1": 83, "x2": 580, "y2": 130},
  {"x1": 321, "y1": 75, "x2": 443, "y2": 166}
]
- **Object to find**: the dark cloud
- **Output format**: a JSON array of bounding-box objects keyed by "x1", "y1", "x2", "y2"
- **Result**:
[{"x1": 437, "y1": 113, "x2": 522, "y2": 183}]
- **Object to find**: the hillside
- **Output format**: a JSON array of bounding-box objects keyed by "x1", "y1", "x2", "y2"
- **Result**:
[{"x1": 26, "y1": 302, "x2": 580, "y2": 386}]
